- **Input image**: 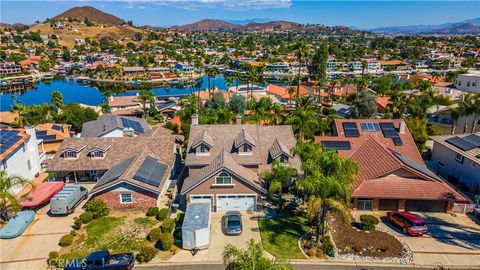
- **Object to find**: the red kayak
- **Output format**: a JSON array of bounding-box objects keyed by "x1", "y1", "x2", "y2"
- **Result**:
[{"x1": 20, "y1": 182, "x2": 65, "y2": 209}]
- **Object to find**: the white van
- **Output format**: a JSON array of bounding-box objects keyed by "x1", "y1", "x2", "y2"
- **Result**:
[{"x1": 50, "y1": 186, "x2": 88, "y2": 215}]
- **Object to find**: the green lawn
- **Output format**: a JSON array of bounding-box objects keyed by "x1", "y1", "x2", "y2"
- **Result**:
[{"x1": 258, "y1": 214, "x2": 310, "y2": 259}]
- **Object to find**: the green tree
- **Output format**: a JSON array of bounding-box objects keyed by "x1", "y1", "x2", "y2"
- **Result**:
[
  {"x1": 262, "y1": 161, "x2": 297, "y2": 210},
  {"x1": 371, "y1": 76, "x2": 392, "y2": 96},
  {"x1": 229, "y1": 95, "x2": 246, "y2": 115},
  {"x1": 352, "y1": 91, "x2": 377, "y2": 118},
  {"x1": 10, "y1": 101, "x2": 26, "y2": 127},
  {"x1": 293, "y1": 40, "x2": 309, "y2": 99},
  {"x1": 51, "y1": 91, "x2": 63, "y2": 112},
  {"x1": 38, "y1": 59, "x2": 51, "y2": 72},
  {"x1": 285, "y1": 95, "x2": 319, "y2": 141},
  {"x1": 387, "y1": 89, "x2": 406, "y2": 118},
  {"x1": 53, "y1": 103, "x2": 98, "y2": 131},
  {"x1": 138, "y1": 89, "x2": 154, "y2": 115},
  {"x1": 404, "y1": 116, "x2": 428, "y2": 151},
  {"x1": 309, "y1": 42, "x2": 328, "y2": 86},
  {"x1": 0, "y1": 171, "x2": 34, "y2": 221},
  {"x1": 459, "y1": 94, "x2": 478, "y2": 134},
  {"x1": 223, "y1": 239, "x2": 291, "y2": 270}
]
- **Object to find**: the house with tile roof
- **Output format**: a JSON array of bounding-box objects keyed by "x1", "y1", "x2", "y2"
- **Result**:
[
  {"x1": 431, "y1": 133, "x2": 480, "y2": 196},
  {"x1": 46, "y1": 127, "x2": 178, "y2": 210},
  {"x1": 179, "y1": 115, "x2": 301, "y2": 212},
  {"x1": 266, "y1": 84, "x2": 309, "y2": 104},
  {"x1": 315, "y1": 119, "x2": 469, "y2": 212},
  {"x1": 35, "y1": 123, "x2": 71, "y2": 154},
  {"x1": 1, "y1": 127, "x2": 45, "y2": 194}
]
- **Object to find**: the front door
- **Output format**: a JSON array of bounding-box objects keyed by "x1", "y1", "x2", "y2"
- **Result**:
[{"x1": 357, "y1": 199, "x2": 373, "y2": 210}]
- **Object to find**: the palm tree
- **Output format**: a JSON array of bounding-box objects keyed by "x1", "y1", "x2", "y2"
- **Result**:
[
  {"x1": 0, "y1": 171, "x2": 34, "y2": 221},
  {"x1": 449, "y1": 107, "x2": 460, "y2": 135},
  {"x1": 387, "y1": 89, "x2": 407, "y2": 118},
  {"x1": 285, "y1": 95, "x2": 319, "y2": 141},
  {"x1": 223, "y1": 239, "x2": 292, "y2": 270},
  {"x1": 286, "y1": 86, "x2": 296, "y2": 103},
  {"x1": 294, "y1": 40, "x2": 309, "y2": 99},
  {"x1": 138, "y1": 89, "x2": 154, "y2": 115},
  {"x1": 262, "y1": 161, "x2": 297, "y2": 211},
  {"x1": 470, "y1": 94, "x2": 480, "y2": 133},
  {"x1": 459, "y1": 94, "x2": 476, "y2": 134},
  {"x1": 51, "y1": 91, "x2": 63, "y2": 112},
  {"x1": 11, "y1": 101, "x2": 26, "y2": 128}
]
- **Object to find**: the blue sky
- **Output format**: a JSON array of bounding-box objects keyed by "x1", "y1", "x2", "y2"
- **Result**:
[{"x1": 1, "y1": 1, "x2": 479, "y2": 29}]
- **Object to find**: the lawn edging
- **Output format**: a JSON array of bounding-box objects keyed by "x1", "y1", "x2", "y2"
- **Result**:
[{"x1": 298, "y1": 233, "x2": 310, "y2": 260}]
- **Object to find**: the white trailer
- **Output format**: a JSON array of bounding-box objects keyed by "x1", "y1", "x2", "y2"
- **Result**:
[{"x1": 182, "y1": 202, "x2": 211, "y2": 250}]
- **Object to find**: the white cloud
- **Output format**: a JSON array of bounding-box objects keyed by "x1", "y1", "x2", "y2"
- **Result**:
[{"x1": 126, "y1": 0, "x2": 291, "y2": 10}]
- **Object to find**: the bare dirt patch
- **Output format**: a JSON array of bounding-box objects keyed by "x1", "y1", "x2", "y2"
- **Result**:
[{"x1": 328, "y1": 212, "x2": 406, "y2": 258}]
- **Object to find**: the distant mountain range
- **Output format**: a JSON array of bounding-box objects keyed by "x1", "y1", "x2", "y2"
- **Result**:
[
  {"x1": 170, "y1": 19, "x2": 361, "y2": 35},
  {"x1": 224, "y1": 18, "x2": 272, "y2": 25},
  {"x1": 52, "y1": 6, "x2": 124, "y2": 25},
  {"x1": 370, "y1": 17, "x2": 480, "y2": 34}
]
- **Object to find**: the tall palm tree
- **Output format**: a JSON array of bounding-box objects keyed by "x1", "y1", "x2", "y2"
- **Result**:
[
  {"x1": 0, "y1": 171, "x2": 34, "y2": 221},
  {"x1": 51, "y1": 91, "x2": 63, "y2": 112},
  {"x1": 459, "y1": 94, "x2": 476, "y2": 134},
  {"x1": 449, "y1": 107, "x2": 460, "y2": 135},
  {"x1": 294, "y1": 40, "x2": 309, "y2": 99},
  {"x1": 285, "y1": 95, "x2": 319, "y2": 141},
  {"x1": 286, "y1": 86, "x2": 296, "y2": 103},
  {"x1": 138, "y1": 89, "x2": 154, "y2": 116},
  {"x1": 387, "y1": 89, "x2": 407, "y2": 119},
  {"x1": 470, "y1": 94, "x2": 480, "y2": 133},
  {"x1": 223, "y1": 239, "x2": 292, "y2": 270},
  {"x1": 10, "y1": 101, "x2": 26, "y2": 128}
]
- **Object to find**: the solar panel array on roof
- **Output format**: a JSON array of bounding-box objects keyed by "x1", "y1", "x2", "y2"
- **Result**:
[
  {"x1": 121, "y1": 118, "x2": 144, "y2": 133},
  {"x1": 0, "y1": 130, "x2": 22, "y2": 155},
  {"x1": 36, "y1": 130, "x2": 47, "y2": 136},
  {"x1": 342, "y1": 122, "x2": 359, "y2": 137},
  {"x1": 96, "y1": 157, "x2": 135, "y2": 187},
  {"x1": 36, "y1": 134, "x2": 57, "y2": 141},
  {"x1": 463, "y1": 134, "x2": 480, "y2": 147},
  {"x1": 52, "y1": 125, "x2": 63, "y2": 131},
  {"x1": 380, "y1": 122, "x2": 403, "y2": 146},
  {"x1": 445, "y1": 136, "x2": 477, "y2": 151},
  {"x1": 321, "y1": 141, "x2": 352, "y2": 151},
  {"x1": 361, "y1": 122, "x2": 380, "y2": 132},
  {"x1": 133, "y1": 156, "x2": 167, "y2": 187}
]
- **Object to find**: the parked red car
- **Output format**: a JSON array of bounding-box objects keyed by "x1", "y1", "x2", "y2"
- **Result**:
[{"x1": 387, "y1": 211, "x2": 428, "y2": 236}]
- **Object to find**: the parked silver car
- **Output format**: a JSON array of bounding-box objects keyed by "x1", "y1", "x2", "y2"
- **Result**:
[
  {"x1": 50, "y1": 185, "x2": 88, "y2": 215},
  {"x1": 223, "y1": 211, "x2": 242, "y2": 235}
]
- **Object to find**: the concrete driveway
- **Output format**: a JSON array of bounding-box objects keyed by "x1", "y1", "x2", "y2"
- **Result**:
[
  {"x1": 376, "y1": 212, "x2": 480, "y2": 267},
  {"x1": 169, "y1": 211, "x2": 263, "y2": 262},
  {"x1": 0, "y1": 185, "x2": 91, "y2": 270}
]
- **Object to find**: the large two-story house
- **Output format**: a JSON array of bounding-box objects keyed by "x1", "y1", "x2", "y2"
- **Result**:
[
  {"x1": 47, "y1": 127, "x2": 178, "y2": 210},
  {"x1": 179, "y1": 115, "x2": 301, "y2": 212}
]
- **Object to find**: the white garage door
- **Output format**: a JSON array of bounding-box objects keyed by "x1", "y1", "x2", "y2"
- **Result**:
[
  {"x1": 217, "y1": 195, "x2": 256, "y2": 211},
  {"x1": 190, "y1": 195, "x2": 213, "y2": 210}
]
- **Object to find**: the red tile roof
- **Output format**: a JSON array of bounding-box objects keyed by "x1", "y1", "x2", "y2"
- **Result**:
[
  {"x1": 266, "y1": 84, "x2": 309, "y2": 99},
  {"x1": 375, "y1": 96, "x2": 389, "y2": 109}
]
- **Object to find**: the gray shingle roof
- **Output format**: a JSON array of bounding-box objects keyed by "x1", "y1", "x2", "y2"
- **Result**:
[
  {"x1": 191, "y1": 129, "x2": 214, "y2": 148},
  {"x1": 181, "y1": 148, "x2": 266, "y2": 195},
  {"x1": 269, "y1": 138, "x2": 292, "y2": 159},
  {"x1": 234, "y1": 128, "x2": 256, "y2": 148},
  {"x1": 81, "y1": 114, "x2": 151, "y2": 137}
]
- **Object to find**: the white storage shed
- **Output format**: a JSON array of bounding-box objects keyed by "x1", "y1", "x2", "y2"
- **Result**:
[{"x1": 182, "y1": 202, "x2": 211, "y2": 250}]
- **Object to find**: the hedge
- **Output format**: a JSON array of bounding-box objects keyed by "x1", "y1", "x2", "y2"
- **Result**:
[
  {"x1": 158, "y1": 233, "x2": 173, "y2": 251},
  {"x1": 161, "y1": 218, "x2": 175, "y2": 234},
  {"x1": 156, "y1": 208, "x2": 169, "y2": 221},
  {"x1": 58, "y1": 234, "x2": 74, "y2": 247},
  {"x1": 148, "y1": 228, "x2": 162, "y2": 242},
  {"x1": 146, "y1": 207, "x2": 159, "y2": 217},
  {"x1": 79, "y1": 212, "x2": 93, "y2": 224},
  {"x1": 136, "y1": 246, "x2": 157, "y2": 263}
]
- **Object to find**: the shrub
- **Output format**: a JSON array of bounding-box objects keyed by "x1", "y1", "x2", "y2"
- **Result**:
[
  {"x1": 148, "y1": 228, "x2": 162, "y2": 242},
  {"x1": 360, "y1": 214, "x2": 379, "y2": 231},
  {"x1": 161, "y1": 218, "x2": 175, "y2": 234},
  {"x1": 58, "y1": 234, "x2": 74, "y2": 247},
  {"x1": 175, "y1": 212, "x2": 185, "y2": 224},
  {"x1": 73, "y1": 218, "x2": 82, "y2": 230},
  {"x1": 158, "y1": 233, "x2": 173, "y2": 251},
  {"x1": 308, "y1": 248, "x2": 316, "y2": 257},
  {"x1": 156, "y1": 208, "x2": 169, "y2": 221},
  {"x1": 321, "y1": 235, "x2": 334, "y2": 257},
  {"x1": 85, "y1": 199, "x2": 109, "y2": 219},
  {"x1": 69, "y1": 230, "x2": 76, "y2": 236},
  {"x1": 136, "y1": 245, "x2": 157, "y2": 263},
  {"x1": 146, "y1": 207, "x2": 159, "y2": 217},
  {"x1": 79, "y1": 212, "x2": 93, "y2": 224},
  {"x1": 48, "y1": 251, "x2": 59, "y2": 266}
]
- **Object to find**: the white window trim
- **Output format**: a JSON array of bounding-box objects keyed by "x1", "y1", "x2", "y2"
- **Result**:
[
  {"x1": 215, "y1": 172, "x2": 233, "y2": 185},
  {"x1": 119, "y1": 193, "x2": 133, "y2": 204}
]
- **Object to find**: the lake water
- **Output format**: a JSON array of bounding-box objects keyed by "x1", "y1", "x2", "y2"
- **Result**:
[{"x1": 0, "y1": 75, "x2": 229, "y2": 111}]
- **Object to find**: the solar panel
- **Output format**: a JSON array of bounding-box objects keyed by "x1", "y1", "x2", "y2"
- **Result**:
[
  {"x1": 463, "y1": 134, "x2": 480, "y2": 147},
  {"x1": 379, "y1": 122, "x2": 398, "y2": 138},
  {"x1": 96, "y1": 157, "x2": 135, "y2": 187},
  {"x1": 361, "y1": 122, "x2": 380, "y2": 132},
  {"x1": 36, "y1": 131, "x2": 48, "y2": 136},
  {"x1": 446, "y1": 136, "x2": 477, "y2": 151},
  {"x1": 52, "y1": 125, "x2": 63, "y2": 131},
  {"x1": 0, "y1": 130, "x2": 22, "y2": 155},
  {"x1": 133, "y1": 156, "x2": 166, "y2": 187},
  {"x1": 37, "y1": 134, "x2": 57, "y2": 141},
  {"x1": 121, "y1": 118, "x2": 144, "y2": 133},
  {"x1": 391, "y1": 151, "x2": 439, "y2": 180},
  {"x1": 321, "y1": 141, "x2": 352, "y2": 150},
  {"x1": 342, "y1": 122, "x2": 359, "y2": 137},
  {"x1": 392, "y1": 137, "x2": 403, "y2": 146}
]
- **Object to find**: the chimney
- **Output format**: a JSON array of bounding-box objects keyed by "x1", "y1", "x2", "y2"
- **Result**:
[
  {"x1": 191, "y1": 114, "x2": 198, "y2": 125},
  {"x1": 236, "y1": 115, "x2": 242, "y2": 125},
  {"x1": 399, "y1": 120, "x2": 406, "y2": 134}
]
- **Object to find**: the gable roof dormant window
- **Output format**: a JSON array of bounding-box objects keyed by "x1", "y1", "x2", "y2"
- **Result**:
[
  {"x1": 191, "y1": 130, "x2": 214, "y2": 149},
  {"x1": 269, "y1": 138, "x2": 292, "y2": 160},
  {"x1": 234, "y1": 128, "x2": 256, "y2": 149}
]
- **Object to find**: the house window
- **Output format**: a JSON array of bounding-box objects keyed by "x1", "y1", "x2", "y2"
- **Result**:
[
  {"x1": 473, "y1": 162, "x2": 477, "y2": 168},
  {"x1": 455, "y1": 153, "x2": 464, "y2": 164},
  {"x1": 243, "y1": 144, "x2": 249, "y2": 152},
  {"x1": 90, "y1": 150, "x2": 104, "y2": 159},
  {"x1": 1, "y1": 160, "x2": 7, "y2": 169},
  {"x1": 200, "y1": 145, "x2": 206, "y2": 153},
  {"x1": 64, "y1": 151, "x2": 77, "y2": 159},
  {"x1": 467, "y1": 82, "x2": 471, "y2": 87},
  {"x1": 216, "y1": 172, "x2": 232, "y2": 185},
  {"x1": 279, "y1": 155, "x2": 289, "y2": 164},
  {"x1": 120, "y1": 193, "x2": 133, "y2": 203}
]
